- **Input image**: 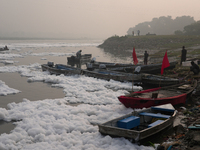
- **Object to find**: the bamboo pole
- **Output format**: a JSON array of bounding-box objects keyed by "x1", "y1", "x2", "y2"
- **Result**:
[{"x1": 132, "y1": 66, "x2": 134, "y2": 92}]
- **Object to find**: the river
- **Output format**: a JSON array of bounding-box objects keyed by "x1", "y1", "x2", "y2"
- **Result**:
[{"x1": 0, "y1": 39, "x2": 155, "y2": 150}]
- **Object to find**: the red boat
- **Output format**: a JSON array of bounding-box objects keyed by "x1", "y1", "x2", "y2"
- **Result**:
[{"x1": 118, "y1": 80, "x2": 197, "y2": 109}]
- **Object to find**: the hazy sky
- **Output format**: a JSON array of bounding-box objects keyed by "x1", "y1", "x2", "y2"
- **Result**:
[{"x1": 1, "y1": 0, "x2": 200, "y2": 39}]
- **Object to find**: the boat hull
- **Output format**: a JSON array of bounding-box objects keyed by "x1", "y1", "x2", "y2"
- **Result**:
[
  {"x1": 110, "y1": 61, "x2": 178, "y2": 74},
  {"x1": 91, "y1": 61, "x2": 133, "y2": 69},
  {"x1": 118, "y1": 80, "x2": 197, "y2": 109},
  {"x1": 82, "y1": 69, "x2": 142, "y2": 82},
  {"x1": 142, "y1": 74, "x2": 180, "y2": 86},
  {"x1": 0, "y1": 48, "x2": 9, "y2": 51},
  {"x1": 41, "y1": 64, "x2": 82, "y2": 75}
]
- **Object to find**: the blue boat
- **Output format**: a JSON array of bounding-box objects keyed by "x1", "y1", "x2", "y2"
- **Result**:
[{"x1": 41, "y1": 62, "x2": 82, "y2": 75}]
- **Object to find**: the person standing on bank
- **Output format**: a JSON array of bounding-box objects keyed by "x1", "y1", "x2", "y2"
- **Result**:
[
  {"x1": 180, "y1": 46, "x2": 187, "y2": 65},
  {"x1": 144, "y1": 51, "x2": 149, "y2": 65},
  {"x1": 137, "y1": 30, "x2": 140, "y2": 36}
]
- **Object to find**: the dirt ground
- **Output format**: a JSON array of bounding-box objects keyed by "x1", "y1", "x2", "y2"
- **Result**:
[{"x1": 152, "y1": 81, "x2": 200, "y2": 150}]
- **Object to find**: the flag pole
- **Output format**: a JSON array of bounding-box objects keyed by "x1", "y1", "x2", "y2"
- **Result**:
[
  {"x1": 132, "y1": 66, "x2": 134, "y2": 92},
  {"x1": 132, "y1": 47, "x2": 138, "y2": 92},
  {"x1": 159, "y1": 50, "x2": 170, "y2": 89}
]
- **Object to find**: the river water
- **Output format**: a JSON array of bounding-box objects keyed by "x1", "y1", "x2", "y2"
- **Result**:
[
  {"x1": 0, "y1": 39, "x2": 143, "y2": 135},
  {"x1": 0, "y1": 39, "x2": 141, "y2": 105}
]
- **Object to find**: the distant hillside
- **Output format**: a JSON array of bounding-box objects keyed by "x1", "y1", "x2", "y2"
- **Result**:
[{"x1": 98, "y1": 35, "x2": 200, "y2": 51}]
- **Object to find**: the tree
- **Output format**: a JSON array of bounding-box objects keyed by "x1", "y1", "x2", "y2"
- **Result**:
[
  {"x1": 174, "y1": 30, "x2": 183, "y2": 35},
  {"x1": 127, "y1": 16, "x2": 195, "y2": 35},
  {"x1": 183, "y1": 21, "x2": 200, "y2": 35}
]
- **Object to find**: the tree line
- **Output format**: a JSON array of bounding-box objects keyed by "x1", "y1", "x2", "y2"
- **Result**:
[{"x1": 127, "y1": 16, "x2": 200, "y2": 36}]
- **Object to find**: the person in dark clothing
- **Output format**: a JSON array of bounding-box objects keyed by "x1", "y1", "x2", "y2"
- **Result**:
[
  {"x1": 137, "y1": 30, "x2": 140, "y2": 36},
  {"x1": 76, "y1": 50, "x2": 82, "y2": 58},
  {"x1": 190, "y1": 61, "x2": 200, "y2": 75},
  {"x1": 4, "y1": 45, "x2": 8, "y2": 50},
  {"x1": 144, "y1": 51, "x2": 149, "y2": 65},
  {"x1": 180, "y1": 46, "x2": 187, "y2": 65}
]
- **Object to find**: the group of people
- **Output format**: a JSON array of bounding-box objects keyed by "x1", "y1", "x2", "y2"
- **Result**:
[
  {"x1": 132, "y1": 30, "x2": 140, "y2": 36},
  {"x1": 143, "y1": 46, "x2": 199, "y2": 75}
]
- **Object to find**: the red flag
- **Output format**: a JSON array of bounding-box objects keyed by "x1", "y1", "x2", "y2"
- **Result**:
[
  {"x1": 132, "y1": 47, "x2": 138, "y2": 65},
  {"x1": 161, "y1": 51, "x2": 170, "y2": 75}
]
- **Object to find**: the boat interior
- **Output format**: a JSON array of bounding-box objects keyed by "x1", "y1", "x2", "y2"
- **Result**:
[
  {"x1": 103, "y1": 105, "x2": 175, "y2": 131},
  {"x1": 126, "y1": 82, "x2": 195, "y2": 98}
]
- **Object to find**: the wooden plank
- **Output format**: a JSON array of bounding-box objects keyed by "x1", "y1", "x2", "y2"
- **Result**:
[
  {"x1": 148, "y1": 120, "x2": 163, "y2": 128},
  {"x1": 139, "y1": 112, "x2": 170, "y2": 119}
]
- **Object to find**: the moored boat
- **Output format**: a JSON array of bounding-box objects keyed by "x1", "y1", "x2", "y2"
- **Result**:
[
  {"x1": 0, "y1": 46, "x2": 9, "y2": 51},
  {"x1": 98, "y1": 103, "x2": 177, "y2": 142},
  {"x1": 88, "y1": 61, "x2": 133, "y2": 69},
  {"x1": 109, "y1": 61, "x2": 178, "y2": 74},
  {"x1": 41, "y1": 62, "x2": 82, "y2": 75},
  {"x1": 142, "y1": 73, "x2": 181, "y2": 86},
  {"x1": 118, "y1": 80, "x2": 197, "y2": 109},
  {"x1": 82, "y1": 69, "x2": 142, "y2": 82}
]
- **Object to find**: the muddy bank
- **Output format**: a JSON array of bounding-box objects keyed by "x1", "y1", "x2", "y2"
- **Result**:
[{"x1": 99, "y1": 35, "x2": 200, "y2": 50}]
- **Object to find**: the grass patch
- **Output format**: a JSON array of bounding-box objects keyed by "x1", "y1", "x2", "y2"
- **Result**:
[{"x1": 188, "y1": 49, "x2": 200, "y2": 55}]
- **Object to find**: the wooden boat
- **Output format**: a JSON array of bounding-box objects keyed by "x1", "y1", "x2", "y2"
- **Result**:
[
  {"x1": 118, "y1": 80, "x2": 197, "y2": 109},
  {"x1": 142, "y1": 74, "x2": 181, "y2": 86},
  {"x1": 67, "y1": 54, "x2": 92, "y2": 62},
  {"x1": 82, "y1": 69, "x2": 142, "y2": 82},
  {"x1": 109, "y1": 61, "x2": 178, "y2": 74},
  {"x1": 41, "y1": 62, "x2": 82, "y2": 75},
  {"x1": 98, "y1": 103, "x2": 177, "y2": 142},
  {"x1": 0, "y1": 47, "x2": 9, "y2": 51}
]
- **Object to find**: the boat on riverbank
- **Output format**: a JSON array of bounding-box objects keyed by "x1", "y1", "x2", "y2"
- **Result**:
[
  {"x1": 118, "y1": 80, "x2": 197, "y2": 109},
  {"x1": 41, "y1": 62, "x2": 82, "y2": 75},
  {"x1": 82, "y1": 69, "x2": 142, "y2": 82},
  {"x1": 87, "y1": 61, "x2": 133, "y2": 69},
  {"x1": 142, "y1": 74, "x2": 181, "y2": 86},
  {"x1": 98, "y1": 103, "x2": 177, "y2": 142},
  {"x1": 0, "y1": 47, "x2": 9, "y2": 51},
  {"x1": 109, "y1": 61, "x2": 178, "y2": 74}
]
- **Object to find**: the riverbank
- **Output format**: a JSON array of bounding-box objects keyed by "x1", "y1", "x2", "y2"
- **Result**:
[
  {"x1": 99, "y1": 35, "x2": 200, "y2": 50},
  {"x1": 98, "y1": 35, "x2": 200, "y2": 149},
  {"x1": 99, "y1": 35, "x2": 200, "y2": 64}
]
